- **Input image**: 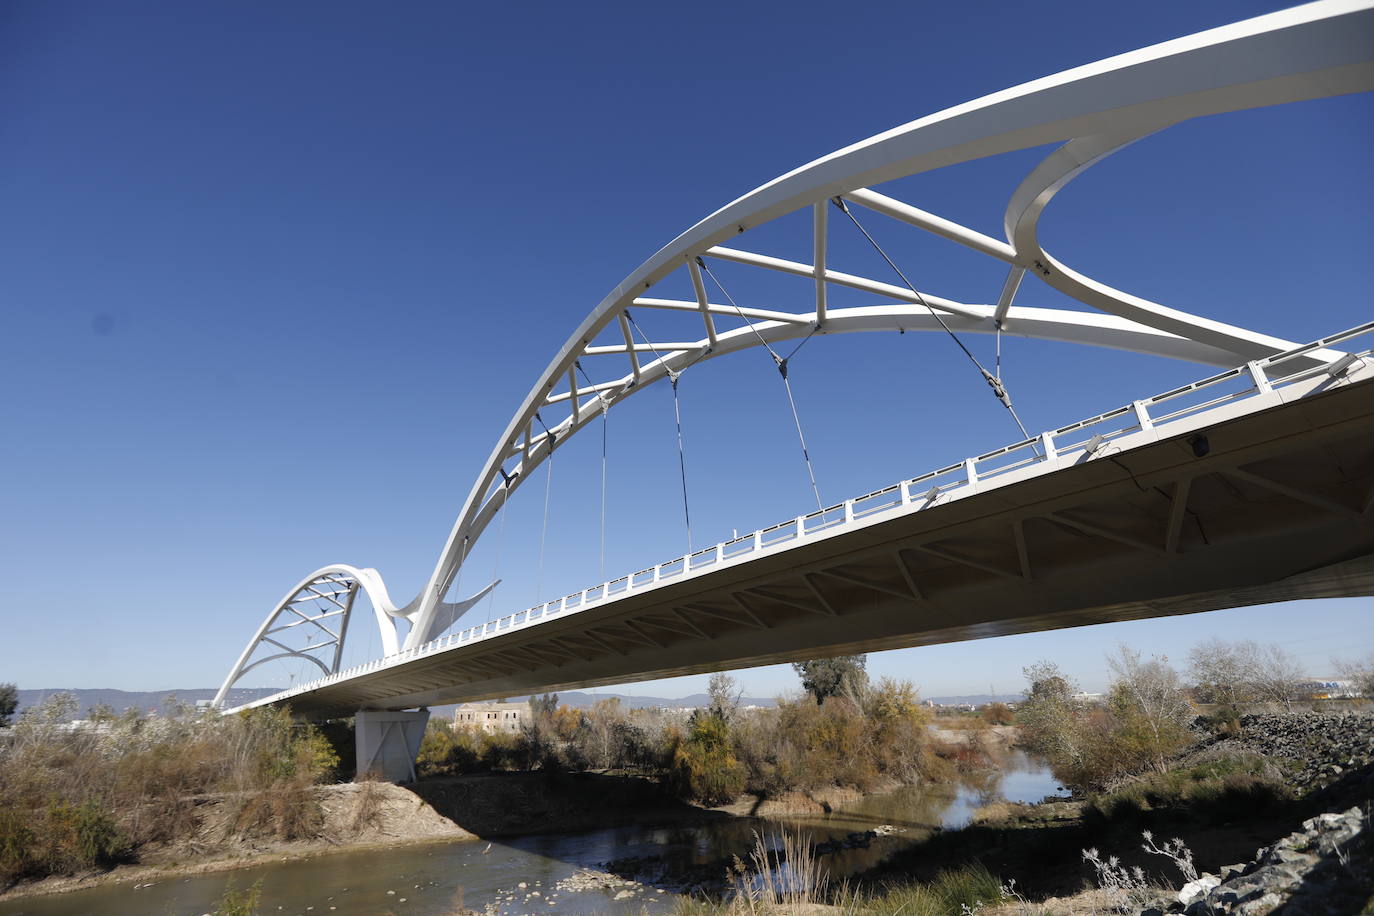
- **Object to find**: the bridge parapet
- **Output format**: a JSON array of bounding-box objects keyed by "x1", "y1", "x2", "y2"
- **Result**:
[{"x1": 226, "y1": 321, "x2": 1373, "y2": 716}]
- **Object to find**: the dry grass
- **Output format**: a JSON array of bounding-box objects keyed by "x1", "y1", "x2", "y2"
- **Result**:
[
  {"x1": 0, "y1": 696, "x2": 338, "y2": 884},
  {"x1": 969, "y1": 801, "x2": 1028, "y2": 826},
  {"x1": 348, "y1": 773, "x2": 386, "y2": 833}
]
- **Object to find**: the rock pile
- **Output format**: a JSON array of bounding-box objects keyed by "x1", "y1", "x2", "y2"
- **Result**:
[
  {"x1": 1213, "y1": 712, "x2": 1374, "y2": 790},
  {"x1": 1144, "y1": 806, "x2": 1368, "y2": 916}
]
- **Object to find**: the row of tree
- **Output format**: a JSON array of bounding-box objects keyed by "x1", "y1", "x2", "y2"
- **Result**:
[
  {"x1": 417, "y1": 658, "x2": 949, "y2": 804},
  {"x1": 1016, "y1": 636, "x2": 1370, "y2": 792}
]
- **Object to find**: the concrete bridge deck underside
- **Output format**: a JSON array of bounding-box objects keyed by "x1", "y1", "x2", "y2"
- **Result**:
[{"x1": 278, "y1": 376, "x2": 1374, "y2": 718}]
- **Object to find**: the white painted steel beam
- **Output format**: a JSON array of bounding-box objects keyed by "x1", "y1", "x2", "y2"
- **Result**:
[{"x1": 215, "y1": 2, "x2": 1374, "y2": 686}]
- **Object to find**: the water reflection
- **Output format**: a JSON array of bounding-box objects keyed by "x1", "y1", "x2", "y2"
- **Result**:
[{"x1": 0, "y1": 752, "x2": 1061, "y2": 916}]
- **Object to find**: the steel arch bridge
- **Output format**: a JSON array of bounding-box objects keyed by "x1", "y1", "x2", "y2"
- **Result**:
[{"x1": 214, "y1": 0, "x2": 1374, "y2": 711}]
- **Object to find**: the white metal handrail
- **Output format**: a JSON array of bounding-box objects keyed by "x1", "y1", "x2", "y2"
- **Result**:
[{"x1": 242, "y1": 322, "x2": 1372, "y2": 710}]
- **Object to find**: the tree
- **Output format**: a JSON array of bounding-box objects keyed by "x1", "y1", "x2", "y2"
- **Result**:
[
  {"x1": 1188, "y1": 637, "x2": 1254, "y2": 709},
  {"x1": 521, "y1": 693, "x2": 560, "y2": 770},
  {"x1": 1188, "y1": 638, "x2": 1309, "y2": 712},
  {"x1": 578, "y1": 698, "x2": 626, "y2": 770},
  {"x1": 527, "y1": 693, "x2": 558, "y2": 719},
  {"x1": 0, "y1": 683, "x2": 16, "y2": 728},
  {"x1": 1106, "y1": 646, "x2": 1194, "y2": 774},
  {"x1": 1016, "y1": 661, "x2": 1089, "y2": 781},
  {"x1": 1335, "y1": 654, "x2": 1374, "y2": 700},
  {"x1": 707, "y1": 673, "x2": 740, "y2": 723},
  {"x1": 792, "y1": 655, "x2": 867, "y2": 705},
  {"x1": 1248, "y1": 643, "x2": 1308, "y2": 712},
  {"x1": 670, "y1": 711, "x2": 745, "y2": 804}
]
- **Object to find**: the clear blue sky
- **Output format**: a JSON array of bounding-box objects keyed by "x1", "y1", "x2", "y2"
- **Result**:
[{"x1": 2, "y1": 1, "x2": 1370, "y2": 700}]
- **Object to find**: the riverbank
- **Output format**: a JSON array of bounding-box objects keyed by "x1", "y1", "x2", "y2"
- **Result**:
[
  {"x1": 855, "y1": 711, "x2": 1374, "y2": 913},
  {"x1": 0, "y1": 757, "x2": 1023, "y2": 908},
  {"x1": 659, "y1": 712, "x2": 1374, "y2": 915},
  {"x1": 0, "y1": 780, "x2": 472, "y2": 902}
]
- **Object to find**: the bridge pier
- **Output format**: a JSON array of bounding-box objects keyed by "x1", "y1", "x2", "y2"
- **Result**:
[{"x1": 355, "y1": 709, "x2": 429, "y2": 783}]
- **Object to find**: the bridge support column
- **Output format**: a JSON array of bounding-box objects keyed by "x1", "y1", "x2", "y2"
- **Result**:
[{"x1": 355, "y1": 709, "x2": 429, "y2": 783}]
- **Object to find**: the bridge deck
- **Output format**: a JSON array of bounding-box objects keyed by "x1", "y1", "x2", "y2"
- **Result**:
[{"x1": 235, "y1": 335, "x2": 1374, "y2": 717}]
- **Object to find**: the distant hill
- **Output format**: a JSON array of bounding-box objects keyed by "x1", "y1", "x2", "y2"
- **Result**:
[
  {"x1": 13, "y1": 687, "x2": 1019, "y2": 723},
  {"x1": 14, "y1": 687, "x2": 280, "y2": 720},
  {"x1": 925, "y1": 694, "x2": 1022, "y2": 706},
  {"x1": 12, "y1": 687, "x2": 776, "y2": 722}
]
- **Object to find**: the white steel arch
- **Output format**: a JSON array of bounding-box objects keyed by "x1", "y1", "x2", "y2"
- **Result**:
[
  {"x1": 216, "y1": 0, "x2": 1374, "y2": 690},
  {"x1": 213, "y1": 564, "x2": 497, "y2": 706}
]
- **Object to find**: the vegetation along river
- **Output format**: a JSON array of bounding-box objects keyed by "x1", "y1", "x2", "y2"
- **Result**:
[{"x1": 0, "y1": 752, "x2": 1060, "y2": 916}]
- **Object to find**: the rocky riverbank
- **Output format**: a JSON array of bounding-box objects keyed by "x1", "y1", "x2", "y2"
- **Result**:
[
  {"x1": 1156, "y1": 806, "x2": 1369, "y2": 916},
  {"x1": 856, "y1": 711, "x2": 1374, "y2": 915},
  {"x1": 1211, "y1": 710, "x2": 1374, "y2": 791}
]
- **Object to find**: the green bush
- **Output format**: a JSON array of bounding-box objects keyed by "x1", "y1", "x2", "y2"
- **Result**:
[
  {"x1": 1200, "y1": 705, "x2": 1242, "y2": 738},
  {"x1": 0, "y1": 806, "x2": 37, "y2": 883},
  {"x1": 42, "y1": 799, "x2": 128, "y2": 871},
  {"x1": 1084, "y1": 754, "x2": 1290, "y2": 828},
  {"x1": 213, "y1": 878, "x2": 263, "y2": 916},
  {"x1": 670, "y1": 713, "x2": 746, "y2": 805},
  {"x1": 843, "y1": 862, "x2": 1007, "y2": 915}
]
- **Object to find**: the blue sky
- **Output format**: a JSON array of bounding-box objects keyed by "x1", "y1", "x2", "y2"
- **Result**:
[{"x1": 2, "y1": 1, "x2": 1370, "y2": 700}]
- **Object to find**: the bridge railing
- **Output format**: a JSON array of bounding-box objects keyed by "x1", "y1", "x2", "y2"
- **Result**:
[{"x1": 247, "y1": 321, "x2": 1372, "y2": 710}]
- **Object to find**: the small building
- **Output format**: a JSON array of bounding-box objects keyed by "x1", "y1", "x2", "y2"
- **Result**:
[
  {"x1": 454, "y1": 703, "x2": 526, "y2": 734},
  {"x1": 1302, "y1": 679, "x2": 1360, "y2": 700}
]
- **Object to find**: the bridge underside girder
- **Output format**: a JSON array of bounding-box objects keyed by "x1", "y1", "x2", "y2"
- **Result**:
[{"x1": 279, "y1": 377, "x2": 1374, "y2": 718}]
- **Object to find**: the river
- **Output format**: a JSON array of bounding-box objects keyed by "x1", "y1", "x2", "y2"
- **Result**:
[{"x1": 0, "y1": 752, "x2": 1061, "y2": 916}]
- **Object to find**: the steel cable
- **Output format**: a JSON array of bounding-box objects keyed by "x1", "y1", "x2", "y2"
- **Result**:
[
  {"x1": 831, "y1": 197, "x2": 1035, "y2": 444},
  {"x1": 694, "y1": 258, "x2": 826, "y2": 513}
]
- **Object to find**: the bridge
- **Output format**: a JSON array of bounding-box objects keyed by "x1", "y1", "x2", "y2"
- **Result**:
[{"x1": 214, "y1": 1, "x2": 1374, "y2": 779}]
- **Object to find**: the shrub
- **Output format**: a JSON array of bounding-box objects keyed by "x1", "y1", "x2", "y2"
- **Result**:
[
  {"x1": 0, "y1": 805, "x2": 37, "y2": 883},
  {"x1": 1083, "y1": 754, "x2": 1290, "y2": 829},
  {"x1": 42, "y1": 799, "x2": 128, "y2": 871},
  {"x1": 0, "y1": 703, "x2": 340, "y2": 882},
  {"x1": 1018, "y1": 651, "x2": 1195, "y2": 792},
  {"x1": 670, "y1": 712, "x2": 745, "y2": 805},
  {"x1": 1200, "y1": 705, "x2": 1242, "y2": 738},
  {"x1": 213, "y1": 878, "x2": 263, "y2": 916}
]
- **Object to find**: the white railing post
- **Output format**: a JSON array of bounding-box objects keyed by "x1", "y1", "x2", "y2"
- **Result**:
[
  {"x1": 844, "y1": 500, "x2": 855, "y2": 523},
  {"x1": 1132, "y1": 400, "x2": 1154, "y2": 431},
  {"x1": 963, "y1": 458, "x2": 979, "y2": 488},
  {"x1": 900, "y1": 480, "x2": 913, "y2": 504},
  {"x1": 753, "y1": 530, "x2": 763, "y2": 549},
  {"x1": 1039, "y1": 432, "x2": 1058, "y2": 461},
  {"x1": 1245, "y1": 360, "x2": 1273, "y2": 394}
]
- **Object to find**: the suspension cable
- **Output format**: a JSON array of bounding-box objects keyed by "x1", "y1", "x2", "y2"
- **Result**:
[
  {"x1": 669, "y1": 374, "x2": 693, "y2": 552},
  {"x1": 625, "y1": 310, "x2": 695, "y2": 553},
  {"x1": 695, "y1": 258, "x2": 825, "y2": 513},
  {"x1": 486, "y1": 472, "x2": 513, "y2": 622},
  {"x1": 599, "y1": 404, "x2": 607, "y2": 578},
  {"x1": 831, "y1": 197, "x2": 1035, "y2": 444},
  {"x1": 535, "y1": 451, "x2": 553, "y2": 605},
  {"x1": 575, "y1": 360, "x2": 608, "y2": 580}
]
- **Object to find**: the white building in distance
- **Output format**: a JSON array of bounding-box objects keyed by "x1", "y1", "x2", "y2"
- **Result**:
[{"x1": 454, "y1": 703, "x2": 526, "y2": 734}]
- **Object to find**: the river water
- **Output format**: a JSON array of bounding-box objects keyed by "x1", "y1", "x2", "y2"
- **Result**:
[{"x1": 0, "y1": 752, "x2": 1061, "y2": 916}]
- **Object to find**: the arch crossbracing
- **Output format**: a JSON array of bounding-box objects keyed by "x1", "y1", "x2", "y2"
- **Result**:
[
  {"x1": 398, "y1": 0, "x2": 1373, "y2": 650},
  {"x1": 211, "y1": 1, "x2": 1374, "y2": 687},
  {"x1": 214, "y1": 564, "x2": 499, "y2": 706}
]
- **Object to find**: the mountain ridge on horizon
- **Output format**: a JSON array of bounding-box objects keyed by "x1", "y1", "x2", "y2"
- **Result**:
[{"x1": 12, "y1": 687, "x2": 1024, "y2": 720}]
